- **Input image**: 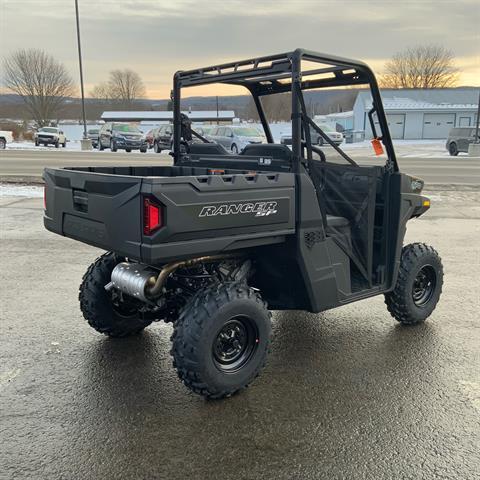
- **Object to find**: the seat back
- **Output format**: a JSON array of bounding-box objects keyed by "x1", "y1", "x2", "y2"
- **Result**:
[
  {"x1": 241, "y1": 144, "x2": 293, "y2": 169},
  {"x1": 188, "y1": 142, "x2": 230, "y2": 155}
]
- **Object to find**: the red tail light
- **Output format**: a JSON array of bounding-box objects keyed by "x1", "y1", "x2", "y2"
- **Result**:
[
  {"x1": 43, "y1": 186, "x2": 47, "y2": 210},
  {"x1": 143, "y1": 197, "x2": 163, "y2": 235}
]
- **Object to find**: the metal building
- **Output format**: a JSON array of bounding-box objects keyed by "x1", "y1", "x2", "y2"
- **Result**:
[{"x1": 352, "y1": 89, "x2": 479, "y2": 140}]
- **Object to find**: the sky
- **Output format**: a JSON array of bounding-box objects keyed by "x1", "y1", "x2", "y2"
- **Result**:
[{"x1": 0, "y1": 0, "x2": 479, "y2": 99}]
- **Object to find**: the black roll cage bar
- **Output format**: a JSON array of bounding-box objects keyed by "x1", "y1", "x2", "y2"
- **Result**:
[{"x1": 172, "y1": 48, "x2": 398, "y2": 173}]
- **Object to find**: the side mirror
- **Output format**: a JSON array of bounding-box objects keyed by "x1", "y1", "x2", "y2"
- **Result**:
[{"x1": 59, "y1": 131, "x2": 64, "y2": 135}]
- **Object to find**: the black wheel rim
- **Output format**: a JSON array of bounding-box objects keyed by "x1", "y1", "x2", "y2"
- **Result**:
[
  {"x1": 412, "y1": 265, "x2": 437, "y2": 307},
  {"x1": 213, "y1": 316, "x2": 259, "y2": 373}
]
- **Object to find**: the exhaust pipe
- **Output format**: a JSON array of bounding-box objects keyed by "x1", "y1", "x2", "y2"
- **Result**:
[{"x1": 106, "y1": 254, "x2": 242, "y2": 302}]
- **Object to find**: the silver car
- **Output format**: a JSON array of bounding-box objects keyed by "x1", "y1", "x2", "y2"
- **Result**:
[
  {"x1": 207, "y1": 125, "x2": 266, "y2": 153},
  {"x1": 446, "y1": 127, "x2": 478, "y2": 156}
]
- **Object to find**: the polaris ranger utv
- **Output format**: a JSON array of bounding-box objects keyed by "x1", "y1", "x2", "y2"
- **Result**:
[{"x1": 44, "y1": 49, "x2": 443, "y2": 399}]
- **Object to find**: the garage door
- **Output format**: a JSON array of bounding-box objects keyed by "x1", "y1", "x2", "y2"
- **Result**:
[
  {"x1": 373, "y1": 114, "x2": 405, "y2": 139},
  {"x1": 386, "y1": 114, "x2": 405, "y2": 139},
  {"x1": 422, "y1": 113, "x2": 455, "y2": 139}
]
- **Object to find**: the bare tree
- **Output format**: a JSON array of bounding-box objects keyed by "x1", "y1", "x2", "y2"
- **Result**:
[
  {"x1": 381, "y1": 45, "x2": 459, "y2": 89},
  {"x1": 91, "y1": 69, "x2": 146, "y2": 108},
  {"x1": 90, "y1": 82, "x2": 111, "y2": 104},
  {"x1": 2, "y1": 49, "x2": 75, "y2": 126}
]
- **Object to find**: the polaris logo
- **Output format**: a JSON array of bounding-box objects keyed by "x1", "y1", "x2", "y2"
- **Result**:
[{"x1": 199, "y1": 201, "x2": 278, "y2": 218}]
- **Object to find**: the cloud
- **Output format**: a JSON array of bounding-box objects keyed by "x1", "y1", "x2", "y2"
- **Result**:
[{"x1": 1, "y1": 0, "x2": 479, "y2": 97}]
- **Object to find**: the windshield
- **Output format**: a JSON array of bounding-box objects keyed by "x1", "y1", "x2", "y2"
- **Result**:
[
  {"x1": 314, "y1": 123, "x2": 335, "y2": 133},
  {"x1": 113, "y1": 124, "x2": 141, "y2": 133},
  {"x1": 39, "y1": 127, "x2": 58, "y2": 133},
  {"x1": 234, "y1": 127, "x2": 262, "y2": 137}
]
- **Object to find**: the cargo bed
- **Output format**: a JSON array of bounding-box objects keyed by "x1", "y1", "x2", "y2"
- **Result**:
[{"x1": 43, "y1": 165, "x2": 296, "y2": 265}]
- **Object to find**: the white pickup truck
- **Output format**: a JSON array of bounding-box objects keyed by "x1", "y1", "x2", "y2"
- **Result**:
[
  {"x1": 0, "y1": 130, "x2": 13, "y2": 149},
  {"x1": 34, "y1": 127, "x2": 67, "y2": 148}
]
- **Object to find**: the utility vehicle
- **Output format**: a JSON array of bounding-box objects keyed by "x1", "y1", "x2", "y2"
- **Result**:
[{"x1": 44, "y1": 49, "x2": 443, "y2": 399}]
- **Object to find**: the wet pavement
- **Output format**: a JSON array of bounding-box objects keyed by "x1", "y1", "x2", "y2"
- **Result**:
[{"x1": 1, "y1": 191, "x2": 479, "y2": 480}]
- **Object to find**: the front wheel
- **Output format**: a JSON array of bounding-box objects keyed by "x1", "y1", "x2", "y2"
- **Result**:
[
  {"x1": 448, "y1": 142, "x2": 458, "y2": 156},
  {"x1": 79, "y1": 252, "x2": 152, "y2": 337},
  {"x1": 171, "y1": 283, "x2": 271, "y2": 399},
  {"x1": 231, "y1": 144, "x2": 238, "y2": 154},
  {"x1": 385, "y1": 243, "x2": 443, "y2": 325},
  {"x1": 0, "y1": 138, "x2": 6, "y2": 149},
  {"x1": 55, "y1": 140, "x2": 59, "y2": 148},
  {"x1": 110, "y1": 139, "x2": 117, "y2": 152},
  {"x1": 153, "y1": 141, "x2": 161, "y2": 153},
  {"x1": 62, "y1": 141, "x2": 66, "y2": 148},
  {"x1": 140, "y1": 148, "x2": 147, "y2": 153}
]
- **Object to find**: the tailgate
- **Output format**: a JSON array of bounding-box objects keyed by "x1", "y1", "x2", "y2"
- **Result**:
[{"x1": 43, "y1": 168, "x2": 143, "y2": 259}]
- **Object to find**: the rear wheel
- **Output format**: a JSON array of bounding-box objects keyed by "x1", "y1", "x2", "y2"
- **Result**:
[
  {"x1": 154, "y1": 141, "x2": 161, "y2": 153},
  {"x1": 385, "y1": 243, "x2": 443, "y2": 325},
  {"x1": 171, "y1": 283, "x2": 271, "y2": 399},
  {"x1": 79, "y1": 252, "x2": 152, "y2": 337},
  {"x1": 62, "y1": 141, "x2": 66, "y2": 148},
  {"x1": 448, "y1": 142, "x2": 458, "y2": 156},
  {"x1": 55, "y1": 140, "x2": 59, "y2": 148},
  {"x1": 0, "y1": 138, "x2": 6, "y2": 149}
]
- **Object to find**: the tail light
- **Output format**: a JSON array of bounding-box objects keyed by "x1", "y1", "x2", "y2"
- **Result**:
[
  {"x1": 143, "y1": 197, "x2": 163, "y2": 235},
  {"x1": 43, "y1": 186, "x2": 47, "y2": 210}
]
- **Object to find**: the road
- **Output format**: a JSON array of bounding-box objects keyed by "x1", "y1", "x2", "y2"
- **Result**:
[
  {"x1": 0, "y1": 190, "x2": 479, "y2": 480},
  {"x1": 1, "y1": 149, "x2": 479, "y2": 185}
]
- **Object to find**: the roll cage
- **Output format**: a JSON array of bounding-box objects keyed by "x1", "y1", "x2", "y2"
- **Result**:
[{"x1": 172, "y1": 48, "x2": 399, "y2": 173}]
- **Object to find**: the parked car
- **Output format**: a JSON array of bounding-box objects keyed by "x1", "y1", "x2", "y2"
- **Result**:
[
  {"x1": 34, "y1": 127, "x2": 67, "y2": 148},
  {"x1": 145, "y1": 128, "x2": 160, "y2": 149},
  {"x1": 0, "y1": 130, "x2": 13, "y2": 149},
  {"x1": 207, "y1": 125, "x2": 266, "y2": 153},
  {"x1": 152, "y1": 124, "x2": 173, "y2": 153},
  {"x1": 87, "y1": 128, "x2": 100, "y2": 148},
  {"x1": 98, "y1": 122, "x2": 148, "y2": 153},
  {"x1": 446, "y1": 127, "x2": 479, "y2": 156},
  {"x1": 281, "y1": 122, "x2": 343, "y2": 146}
]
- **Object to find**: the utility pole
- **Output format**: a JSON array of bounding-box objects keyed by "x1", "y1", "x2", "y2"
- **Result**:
[
  {"x1": 74, "y1": 0, "x2": 91, "y2": 149},
  {"x1": 216, "y1": 96, "x2": 219, "y2": 125},
  {"x1": 474, "y1": 89, "x2": 480, "y2": 144},
  {"x1": 468, "y1": 89, "x2": 480, "y2": 156}
]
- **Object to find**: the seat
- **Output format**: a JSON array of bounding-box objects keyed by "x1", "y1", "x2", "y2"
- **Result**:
[
  {"x1": 188, "y1": 142, "x2": 229, "y2": 155},
  {"x1": 326, "y1": 215, "x2": 349, "y2": 229}
]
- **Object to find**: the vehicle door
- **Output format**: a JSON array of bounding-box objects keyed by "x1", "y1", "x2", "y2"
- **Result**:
[
  {"x1": 457, "y1": 128, "x2": 470, "y2": 151},
  {"x1": 215, "y1": 127, "x2": 227, "y2": 147},
  {"x1": 222, "y1": 127, "x2": 233, "y2": 148}
]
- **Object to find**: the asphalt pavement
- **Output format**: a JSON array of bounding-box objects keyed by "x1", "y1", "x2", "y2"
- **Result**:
[
  {"x1": 1, "y1": 148, "x2": 479, "y2": 185},
  {"x1": 0, "y1": 189, "x2": 479, "y2": 480}
]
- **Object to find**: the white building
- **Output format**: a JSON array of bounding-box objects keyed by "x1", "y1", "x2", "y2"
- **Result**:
[
  {"x1": 327, "y1": 88, "x2": 479, "y2": 140},
  {"x1": 100, "y1": 110, "x2": 235, "y2": 124}
]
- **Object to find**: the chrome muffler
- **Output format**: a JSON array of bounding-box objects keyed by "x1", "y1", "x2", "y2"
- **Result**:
[
  {"x1": 105, "y1": 262, "x2": 157, "y2": 303},
  {"x1": 105, "y1": 254, "x2": 242, "y2": 303}
]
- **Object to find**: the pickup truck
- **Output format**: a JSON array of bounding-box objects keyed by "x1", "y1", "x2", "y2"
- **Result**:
[
  {"x1": 35, "y1": 127, "x2": 67, "y2": 148},
  {"x1": 0, "y1": 130, "x2": 13, "y2": 149},
  {"x1": 44, "y1": 49, "x2": 443, "y2": 400}
]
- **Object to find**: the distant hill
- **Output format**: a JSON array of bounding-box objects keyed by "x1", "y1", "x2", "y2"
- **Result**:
[{"x1": 1, "y1": 86, "x2": 477, "y2": 122}]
